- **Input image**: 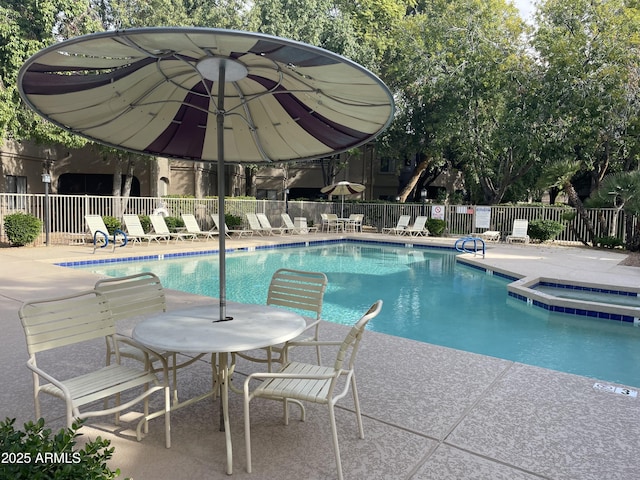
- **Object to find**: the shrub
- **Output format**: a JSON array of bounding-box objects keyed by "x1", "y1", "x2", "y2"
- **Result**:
[
  {"x1": 225, "y1": 213, "x2": 242, "y2": 228},
  {"x1": 528, "y1": 219, "x2": 565, "y2": 242},
  {"x1": 594, "y1": 236, "x2": 625, "y2": 249},
  {"x1": 163, "y1": 216, "x2": 184, "y2": 232},
  {"x1": 138, "y1": 215, "x2": 151, "y2": 233},
  {"x1": 3, "y1": 212, "x2": 42, "y2": 246},
  {"x1": 426, "y1": 218, "x2": 446, "y2": 236},
  {"x1": 101, "y1": 216, "x2": 121, "y2": 235},
  {"x1": 0, "y1": 417, "x2": 126, "y2": 479}
]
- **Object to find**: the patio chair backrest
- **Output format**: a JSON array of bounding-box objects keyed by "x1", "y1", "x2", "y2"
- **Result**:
[
  {"x1": 20, "y1": 290, "x2": 114, "y2": 355},
  {"x1": 281, "y1": 213, "x2": 296, "y2": 229},
  {"x1": 512, "y1": 219, "x2": 528, "y2": 236},
  {"x1": 397, "y1": 215, "x2": 411, "y2": 229},
  {"x1": 256, "y1": 213, "x2": 275, "y2": 229},
  {"x1": 94, "y1": 272, "x2": 166, "y2": 322},
  {"x1": 149, "y1": 214, "x2": 171, "y2": 234},
  {"x1": 246, "y1": 213, "x2": 264, "y2": 231},
  {"x1": 267, "y1": 268, "x2": 328, "y2": 320},
  {"x1": 181, "y1": 213, "x2": 204, "y2": 233},
  {"x1": 123, "y1": 214, "x2": 146, "y2": 236},
  {"x1": 334, "y1": 300, "x2": 383, "y2": 371},
  {"x1": 85, "y1": 214, "x2": 109, "y2": 237},
  {"x1": 411, "y1": 216, "x2": 427, "y2": 230}
]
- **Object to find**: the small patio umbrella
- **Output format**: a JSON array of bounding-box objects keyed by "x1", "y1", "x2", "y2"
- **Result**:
[
  {"x1": 18, "y1": 27, "x2": 394, "y2": 321},
  {"x1": 321, "y1": 181, "x2": 366, "y2": 217}
]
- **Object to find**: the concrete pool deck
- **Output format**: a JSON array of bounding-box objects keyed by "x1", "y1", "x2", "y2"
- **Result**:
[{"x1": 1, "y1": 233, "x2": 639, "y2": 479}]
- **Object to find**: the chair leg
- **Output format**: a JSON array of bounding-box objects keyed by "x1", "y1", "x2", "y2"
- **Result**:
[
  {"x1": 328, "y1": 403, "x2": 344, "y2": 480},
  {"x1": 244, "y1": 393, "x2": 253, "y2": 473},
  {"x1": 351, "y1": 376, "x2": 364, "y2": 439}
]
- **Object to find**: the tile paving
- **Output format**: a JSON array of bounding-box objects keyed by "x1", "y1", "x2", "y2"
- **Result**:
[{"x1": 1, "y1": 233, "x2": 639, "y2": 479}]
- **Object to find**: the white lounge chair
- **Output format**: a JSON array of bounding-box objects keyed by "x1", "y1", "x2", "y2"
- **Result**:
[
  {"x1": 256, "y1": 213, "x2": 288, "y2": 234},
  {"x1": 243, "y1": 300, "x2": 383, "y2": 480},
  {"x1": 382, "y1": 215, "x2": 411, "y2": 234},
  {"x1": 149, "y1": 214, "x2": 197, "y2": 242},
  {"x1": 181, "y1": 213, "x2": 218, "y2": 240},
  {"x1": 506, "y1": 219, "x2": 530, "y2": 244},
  {"x1": 281, "y1": 213, "x2": 306, "y2": 234},
  {"x1": 211, "y1": 214, "x2": 253, "y2": 237},
  {"x1": 404, "y1": 216, "x2": 429, "y2": 236},
  {"x1": 123, "y1": 214, "x2": 169, "y2": 244},
  {"x1": 246, "y1": 213, "x2": 268, "y2": 235},
  {"x1": 85, "y1": 214, "x2": 128, "y2": 252},
  {"x1": 479, "y1": 230, "x2": 501, "y2": 242}
]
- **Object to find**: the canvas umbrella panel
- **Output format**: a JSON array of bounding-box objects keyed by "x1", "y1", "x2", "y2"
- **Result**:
[
  {"x1": 321, "y1": 180, "x2": 365, "y2": 217},
  {"x1": 18, "y1": 27, "x2": 394, "y2": 321}
]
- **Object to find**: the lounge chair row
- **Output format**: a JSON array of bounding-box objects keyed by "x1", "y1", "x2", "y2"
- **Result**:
[{"x1": 382, "y1": 215, "x2": 429, "y2": 236}]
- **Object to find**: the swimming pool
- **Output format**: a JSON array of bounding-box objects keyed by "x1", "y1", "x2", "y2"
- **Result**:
[{"x1": 77, "y1": 243, "x2": 640, "y2": 388}]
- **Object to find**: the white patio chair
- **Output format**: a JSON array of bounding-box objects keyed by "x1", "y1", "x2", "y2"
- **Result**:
[
  {"x1": 95, "y1": 272, "x2": 203, "y2": 405},
  {"x1": 85, "y1": 214, "x2": 128, "y2": 252},
  {"x1": 344, "y1": 214, "x2": 364, "y2": 233},
  {"x1": 246, "y1": 213, "x2": 268, "y2": 235},
  {"x1": 123, "y1": 214, "x2": 169, "y2": 244},
  {"x1": 243, "y1": 300, "x2": 383, "y2": 480},
  {"x1": 382, "y1": 215, "x2": 411, "y2": 234},
  {"x1": 234, "y1": 268, "x2": 328, "y2": 371},
  {"x1": 404, "y1": 216, "x2": 429, "y2": 236},
  {"x1": 18, "y1": 290, "x2": 171, "y2": 448},
  {"x1": 256, "y1": 213, "x2": 288, "y2": 235},
  {"x1": 211, "y1": 214, "x2": 253, "y2": 237},
  {"x1": 506, "y1": 219, "x2": 530, "y2": 244},
  {"x1": 181, "y1": 213, "x2": 218, "y2": 240},
  {"x1": 149, "y1": 214, "x2": 197, "y2": 242}
]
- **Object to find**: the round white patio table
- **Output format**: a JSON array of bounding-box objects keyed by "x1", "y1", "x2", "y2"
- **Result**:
[{"x1": 132, "y1": 301, "x2": 306, "y2": 475}]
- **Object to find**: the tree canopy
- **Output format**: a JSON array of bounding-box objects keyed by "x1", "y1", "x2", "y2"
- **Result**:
[{"x1": 1, "y1": 0, "x2": 639, "y2": 206}]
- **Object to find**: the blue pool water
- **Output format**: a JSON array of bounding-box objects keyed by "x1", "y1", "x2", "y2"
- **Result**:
[{"x1": 78, "y1": 243, "x2": 640, "y2": 388}]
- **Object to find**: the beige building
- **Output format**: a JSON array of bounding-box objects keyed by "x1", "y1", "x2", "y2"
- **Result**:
[{"x1": 1, "y1": 139, "x2": 405, "y2": 201}]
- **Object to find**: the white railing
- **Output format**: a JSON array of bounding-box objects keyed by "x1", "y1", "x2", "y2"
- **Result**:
[{"x1": 0, "y1": 193, "x2": 624, "y2": 246}]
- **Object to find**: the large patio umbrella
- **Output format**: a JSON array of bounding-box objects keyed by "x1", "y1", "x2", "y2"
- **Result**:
[
  {"x1": 321, "y1": 180, "x2": 366, "y2": 217},
  {"x1": 18, "y1": 27, "x2": 394, "y2": 321}
]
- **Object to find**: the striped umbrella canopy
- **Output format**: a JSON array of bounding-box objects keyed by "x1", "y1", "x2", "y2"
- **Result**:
[
  {"x1": 18, "y1": 27, "x2": 394, "y2": 321},
  {"x1": 321, "y1": 181, "x2": 366, "y2": 217}
]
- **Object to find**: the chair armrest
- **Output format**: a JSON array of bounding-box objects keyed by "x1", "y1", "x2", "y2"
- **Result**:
[
  {"x1": 26, "y1": 357, "x2": 73, "y2": 400},
  {"x1": 112, "y1": 334, "x2": 170, "y2": 376}
]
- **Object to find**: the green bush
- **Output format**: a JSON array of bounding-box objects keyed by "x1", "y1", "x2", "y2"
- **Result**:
[
  {"x1": 594, "y1": 236, "x2": 625, "y2": 249},
  {"x1": 101, "y1": 216, "x2": 121, "y2": 235},
  {"x1": 3, "y1": 212, "x2": 42, "y2": 246},
  {"x1": 426, "y1": 218, "x2": 446, "y2": 236},
  {"x1": 0, "y1": 417, "x2": 127, "y2": 479},
  {"x1": 163, "y1": 216, "x2": 184, "y2": 232},
  {"x1": 225, "y1": 213, "x2": 242, "y2": 228},
  {"x1": 138, "y1": 215, "x2": 151, "y2": 233},
  {"x1": 528, "y1": 219, "x2": 565, "y2": 242}
]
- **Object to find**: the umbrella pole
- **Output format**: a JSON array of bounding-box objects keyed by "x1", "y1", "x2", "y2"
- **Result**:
[{"x1": 217, "y1": 62, "x2": 228, "y2": 323}]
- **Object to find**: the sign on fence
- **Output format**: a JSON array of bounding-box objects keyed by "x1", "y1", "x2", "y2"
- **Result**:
[{"x1": 475, "y1": 206, "x2": 491, "y2": 229}]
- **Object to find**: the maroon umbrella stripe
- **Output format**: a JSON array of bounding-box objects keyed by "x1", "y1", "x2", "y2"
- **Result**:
[
  {"x1": 145, "y1": 83, "x2": 211, "y2": 159},
  {"x1": 249, "y1": 75, "x2": 368, "y2": 150},
  {"x1": 20, "y1": 57, "x2": 158, "y2": 95}
]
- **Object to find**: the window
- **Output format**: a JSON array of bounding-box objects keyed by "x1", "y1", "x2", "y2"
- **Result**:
[
  {"x1": 6, "y1": 175, "x2": 27, "y2": 209},
  {"x1": 6, "y1": 175, "x2": 27, "y2": 194},
  {"x1": 379, "y1": 157, "x2": 395, "y2": 174}
]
